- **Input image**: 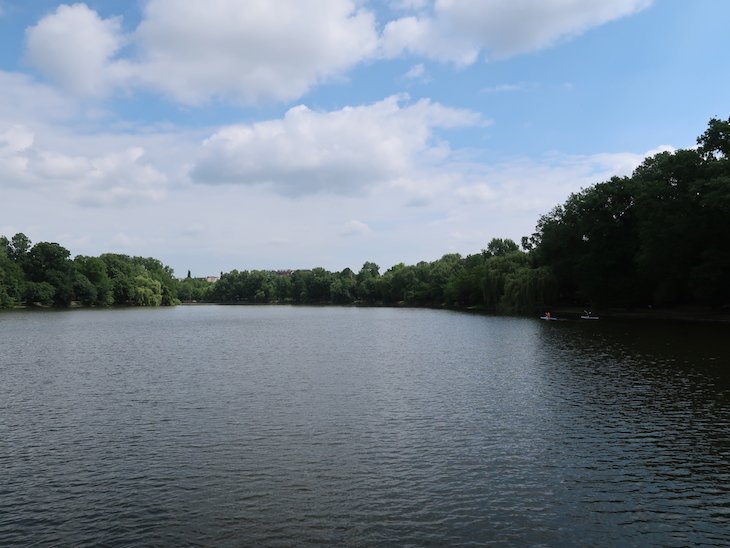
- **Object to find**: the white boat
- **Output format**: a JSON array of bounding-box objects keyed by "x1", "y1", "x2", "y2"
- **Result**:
[{"x1": 580, "y1": 310, "x2": 599, "y2": 320}]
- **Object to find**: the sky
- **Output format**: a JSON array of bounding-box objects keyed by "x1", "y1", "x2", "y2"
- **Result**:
[{"x1": 0, "y1": 0, "x2": 728, "y2": 277}]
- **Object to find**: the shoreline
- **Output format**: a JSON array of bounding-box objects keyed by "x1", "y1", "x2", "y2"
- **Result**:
[{"x1": 7, "y1": 301, "x2": 730, "y2": 325}]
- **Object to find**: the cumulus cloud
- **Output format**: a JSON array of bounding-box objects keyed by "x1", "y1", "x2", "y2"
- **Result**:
[
  {"x1": 72, "y1": 147, "x2": 168, "y2": 207},
  {"x1": 0, "y1": 71, "x2": 81, "y2": 124},
  {"x1": 34, "y1": 150, "x2": 88, "y2": 179},
  {"x1": 24, "y1": 0, "x2": 378, "y2": 105},
  {"x1": 455, "y1": 183, "x2": 496, "y2": 203},
  {"x1": 341, "y1": 220, "x2": 372, "y2": 236},
  {"x1": 0, "y1": 124, "x2": 168, "y2": 206},
  {"x1": 133, "y1": 0, "x2": 378, "y2": 104},
  {"x1": 21, "y1": 1, "x2": 652, "y2": 105},
  {"x1": 382, "y1": 0, "x2": 653, "y2": 63},
  {"x1": 0, "y1": 125, "x2": 34, "y2": 153},
  {"x1": 455, "y1": 146, "x2": 675, "y2": 217},
  {"x1": 24, "y1": 3, "x2": 131, "y2": 97},
  {"x1": 0, "y1": 125, "x2": 35, "y2": 181},
  {"x1": 191, "y1": 95, "x2": 482, "y2": 195}
]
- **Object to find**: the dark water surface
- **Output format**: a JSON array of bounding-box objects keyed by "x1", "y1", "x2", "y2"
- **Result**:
[{"x1": 1, "y1": 306, "x2": 729, "y2": 546}]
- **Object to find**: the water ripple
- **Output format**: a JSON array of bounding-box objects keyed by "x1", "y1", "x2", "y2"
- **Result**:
[{"x1": 1, "y1": 307, "x2": 729, "y2": 546}]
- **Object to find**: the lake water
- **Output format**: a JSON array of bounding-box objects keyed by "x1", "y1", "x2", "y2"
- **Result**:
[{"x1": 1, "y1": 305, "x2": 729, "y2": 546}]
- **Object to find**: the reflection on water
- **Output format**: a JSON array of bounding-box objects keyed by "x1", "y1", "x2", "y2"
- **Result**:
[
  {"x1": 1, "y1": 306, "x2": 729, "y2": 546},
  {"x1": 532, "y1": 320, "x2": 730, "y2": 546}
]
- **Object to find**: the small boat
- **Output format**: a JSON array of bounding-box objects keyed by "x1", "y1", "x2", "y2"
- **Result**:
[
  {"x1": 540, "y1": 313, "x2": 565, "y2": 321},
  {"x1": 580, "y1": 310, "x2": 599, "y2": 320}
]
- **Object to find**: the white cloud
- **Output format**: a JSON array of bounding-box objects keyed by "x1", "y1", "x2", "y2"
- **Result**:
[
  {"x1": 461, "y1": 147, "x2": 674, "y2": 217},
  {"x1": 382, "y1": 14, "x2": 478, "y2": 65},
  {"x1": 73, "y1": 147, "x2": 168, "y2": 207},
  {"x1": 0, "y1": 125, "x2": 34, "y2": 153},
  {"x1": 481, "y1": 82, "x2": 532, "y2": 93},
  {"x1": 0, "y1": 124, "x2": 169, "y2": 207},
  {"x1": 24, "y1": 0, "x2": 378, "y2": 105},
  {"x1": 24, "y1": 3, "x2": 131, "y2": 97},
  {"x1": 0, "y1": 125, "x2": 35, "y2": 181},
  {"x1": 382, "y1": 0, "x2": 653, "y2": 63},
  {"x1": 455, "y1": 183, "x2": 495, "y2": 203},
  {"x1": 0, "y1": 71, "x2": 82, "y2": 124},
  {"x1": 191, "y1": 95, "x2": 482, "y2": 195},
  {"x1": 134, "y1": 0, "x2": 378, "y2": 104},
  {"x1": 389, "y1": 173, "x2": 453, "y2": 207},
  {"x1": 403, "y1": 63, "x2": 427, "y2": 81},
  {"x1": 380, "y1": 145, "x2": 673, "y2": 257},
  {"x1": 20, "y1": 1, "x2": 651, "y2": 105},
  {"x1": 341, "y1": 219, "x2": 372, "y2": 236},
  {"x1": 34, "y1": 151, "x2": 88, "y2": 179},
  {"x1": 110, "y1": 232, "x2": 159, "y2": 249}
]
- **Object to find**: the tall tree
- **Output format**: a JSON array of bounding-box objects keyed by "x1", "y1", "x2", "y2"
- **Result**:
[{"x1": 24, "y1": 242, "x2": 75, "y2": 306}]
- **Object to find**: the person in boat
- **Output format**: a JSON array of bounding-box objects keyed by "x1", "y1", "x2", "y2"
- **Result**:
[{"x1": 545, "y1": 311, "x2": 551, "y2": 319}]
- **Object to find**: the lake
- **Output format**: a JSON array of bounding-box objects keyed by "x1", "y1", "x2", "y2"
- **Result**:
[{"x1": 1, "y1": 305, "x2": 729, "y2": 546}]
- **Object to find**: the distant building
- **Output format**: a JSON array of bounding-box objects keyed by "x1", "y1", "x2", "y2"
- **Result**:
[{"x1": 205, "y1": 276, "x2": 219, "y2": 283}]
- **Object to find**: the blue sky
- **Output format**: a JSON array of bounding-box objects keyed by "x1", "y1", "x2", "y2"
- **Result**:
[{"x1": 0, "y1": 0, "x2": 728, "y2": 276}]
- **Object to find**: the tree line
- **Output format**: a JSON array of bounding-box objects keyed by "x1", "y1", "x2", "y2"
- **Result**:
[
  {"x1": 205, "y1": 240, "x2": 555, "y2": 314},
  {"x1": 527, "y1": 117, "x2": 730, "y2": 308},
  {"x1": 0, "y1": 234, "x2": 179, "y2": 308},
  {"x1": 2, "y1": 117, "x2": 728, "y2": 312}
]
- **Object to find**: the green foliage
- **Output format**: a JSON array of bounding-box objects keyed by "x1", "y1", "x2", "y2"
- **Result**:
[
  {"x1": 0, "y1": 242, "x2": 23, "y2": 308},
  {"x1": 98, "y1": 253, "x2": 179, "y2": 306},
  {"x1": 132, "y1": 274, "x2": 163, "y2": 306},
  {"x1": 355, "y1": 262, "x2": 380, "y2": 303},
  {"x1": 0, "y1": 286, "x2": 13, "y2": 309},
  {"x1": 178, "y1": 276, "x2": 213, "y2": 302},
  {"x1": 0, "y1": 235, "x2": 180, "y2": 308},
  {"x1": 73, "y1": 272, "x2": 98, "y2": 306},
  {"x1": 9, "y1": 233, "x2": 31, "y2": 262},
  {"x1": 209, "y1": 269, "x2": 291, "y2": 304},
  {"x1": 75, "y1": 256, "x2": 114, "y2": 305},
  {"x1": 23, "y1": 281, "x2": 56, "y2": 306},
  {"x1": 203, "y1": 241, "x2": 547, "y2": 313},
  {"x1": 531, "y1": 176, "x2": 641, "y2": 306},
  {"x1": 330, "y1": 269, "x2": 356, "y2": 304},
  {"x1": 697, "y1": 116, "x2": 730, "y2": 159},
  {"x1": 530, "y1": 117, "x2": 730, "y2": 308},
  {"x1": 499, "y1": 267, "x2": 556, "y2": 314},
  {"x1": 486, "y1": 238, "x2": 519, "y2": 257},
  {"x1": 24, "y1": 242, "x2": 75, "y2": 306}
]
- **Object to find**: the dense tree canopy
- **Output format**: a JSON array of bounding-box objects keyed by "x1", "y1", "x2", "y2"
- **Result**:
[
  {"x1": 0, "y1": 236, "x2": 180, "y2": 308},
  {"x1": 530, "y1": 117, "x2": 730, "y2": 308},
  {"x1": 201, "y1": 246, "x2": 554, "y2": 314}
]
